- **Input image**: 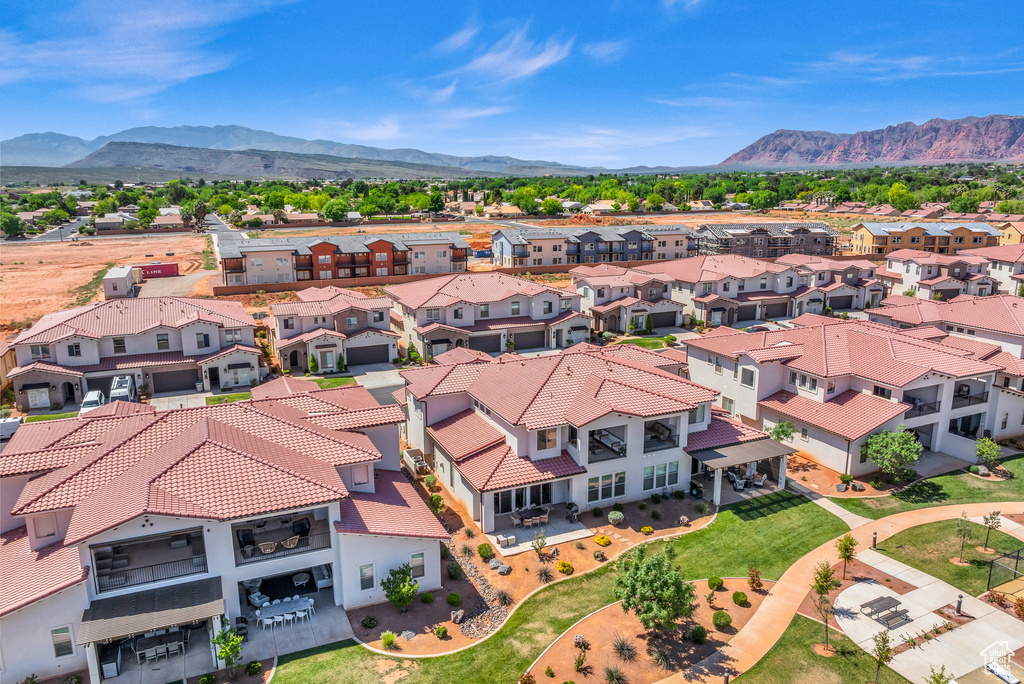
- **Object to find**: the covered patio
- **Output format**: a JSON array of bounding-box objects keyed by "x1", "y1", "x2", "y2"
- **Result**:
[
  {"x1": 689, "y1": 439, "x2": 795, "y2": 506},
  {"x1": 484, "y1": 502, "x2": 591, "y2": 556}
]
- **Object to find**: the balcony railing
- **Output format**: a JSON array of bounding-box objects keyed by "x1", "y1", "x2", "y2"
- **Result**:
[
  {"x1": 644, "y1": 436, "x2": 679, "y2": 453},
  {"x1": 234, "y1": 531, "x2": 332, "y2": 566},
  {"x1": 512, "y1": 247, "x2": 529, "y2": 257},
  {"x1": 96, "y1": 555, "x2": 208, "y2": 593},
  {"x1": 951, "y1": 391, "x2": 989, "y2": 409},
  {"x1": 588, "y1": 445, "x2": 626, "y2": 463},
  {"x1": 904, "y1": 400, "x2": 941, "y2": 419},
  {"x1": 566, "y1": 245, "x2": 580, "y2": 254}
]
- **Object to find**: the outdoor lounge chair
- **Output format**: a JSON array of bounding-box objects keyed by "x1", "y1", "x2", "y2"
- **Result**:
[
  {"x1": 258, "y1": 541, "x2": 277, "y2": 554},
  {"x1": 752, "y1": 474, "x2": 768, "y2": 487},
  {"x1": 281, "y1": 535, "x2": 300, "y2": 550},
  {"x1": 733, "y1": 479, "x2": 745, "y2": 491}
]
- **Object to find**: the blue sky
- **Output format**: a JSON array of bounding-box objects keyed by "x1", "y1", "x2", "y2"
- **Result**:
[{"x1": 1, "y1": 0, "x2": 1022, "y2": 167}]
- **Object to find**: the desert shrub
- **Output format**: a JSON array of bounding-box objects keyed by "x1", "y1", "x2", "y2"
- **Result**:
[
  {"x1": 594, "y1": 534, "x2": 611, "y2": 546},
  {"x1": 839, "y1": 473, "x2": 854, "y2": 484},
  {"x1": 691, "y1": 625, "x2": 707, "y2": 644},
  {"x1": 707, "y1": 576, "x2": 724, "y2": 591},
  {"x1": 421, "y1": 592, "x2": 434, "y2": 604},
  {"x1": 575, "y1": 540, "x2": 586, "y2": 550},
  {"x1": 713, "y1": 610, "x2": 732, "y2": 630},
  {"x1": 638, "y1": 501, "x2": 647, "y2": 510},
  {"x1": 537, "y1": 566, "x2": 554, "y2": 583},
  {"x1": 62, "y1": 677, "x2": 83, "y2": 684},
  {"x1": 592, "y1": 506, "x2": 604, "y2": 517},
  {"x1": 380, "y1": 630, "x2": 398, "y2": 650},
  {"x1": 447, "y1": 592, "x2": 462, "y2": 607},
  {"x1": 245, "y1": 660, "x2": 263, "y2": 676},
  {"x1": 612, "y1": 502, "x2": 624, "y2": 512},
  {"x1": 545, "y1": 666, "x2": 555, "y2": 678},
  {"x1": 640, "y1": 525, "x2": 654, "y2": 535},
  {"x1": 604, "y1": 666, "x2": 627, "y2": 684},
  {"x1": 607, "y1": 510, "x2": 624, "y2": 526},
  {"x1": 612, "y1": 633, "x2": 637, "y2": 662},
  {"x1": 446, "y1": 561, "x2": 462, "y2": 580},
  {"x1": 478, "y1": 543, "x2": 495, "y2": 560},
  {"x1": 969, "y1": 465, "x2": 980, "y2": 474},
  {"x1": 733, "y1": 591, "x2": 748, "y2": 606},
  {"x1": 461, "y1": 544, "x2": 475, "y2": 558},
  {"x1": 497, "y1": 589, "x2": 513, "y2": 606},
  {"x1": 440, "y1": 544, "x2": 450, "y2": 559},
  {"x1": 464, "y1": 527, "x2": 475, "y2": 539},
  {"x1": 694, "y1": 501, "x2": 710, "y2": 515},
  {"x1": 593, "y1": 550, "x2": 606, "y2": 561},
  {"x1": 650, "y1": 493, "x2": 662, "y2": 504},
  {"x1": 649, "y1": 645, "x2": 670, "y2": 668},
  {"x1": 519, "y1": 676, "x2": 536, "y2": 684},
  {"x1": 748, "y1": 567, "x2": 764, "y2": 591},
  {"x1": 673, "y1": 490, "x2": 686, "y2": 500},
  {"x1": 557, "y1": 560, "x2": 574, "y2": 575},
  {"x1": 651, "y1": 509, "x2": 662, "y2": 520},
  {"x1": 429, "y1": 493, "x2": 444, "y2": 513},
  {"x1": 361, "y1": 615, "x2": 378, "y2": 629},
  {"x1": 199, "y1": 675, "x2": 215, "y2": 684},
  {"x1": 424, "y1": 473, "x2": 437, "y2": 490},
  {"x1": 434, "y1": 624, "x2": 448, "y2": 639}
]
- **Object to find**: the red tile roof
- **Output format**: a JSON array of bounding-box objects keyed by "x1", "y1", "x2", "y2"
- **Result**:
[
  {"x1": 9, "y1": 346, "x2": 260, "y2": 380},
  {"x1": 433, "y1": 347, "x2": 495, "y2": 365},
  {"x1": 335, "y1": 470, "x2": 448, "y2": 540},
  {"x1": 13, "y1": 297, "x2": 256, "y2": 345},
  {"x1": 274, "y1": 286, "x2": 392, "y2": 316},
  {"x1": 426, "y1": 409, "x2": 506, "y2": 461},
  {"x1": 456, "y1": 444, "x2": 586, "y2": 492},
  {"x1": 0, "y1": 527, "x2": 88, "y2": 616},
  {"x1": 385, "y1": 272, "x2": 577, "y2": 309},
  {"x1": 874, "y1": 294, "x2": 1024, "y2": 338},
  {"x1": 758, "y1": 390, "x2": 911, "y2": 441},
  {"x1": 636, "y1": 254, "x2": 791, "y2": 283},
  {"x1": 85, "y1": 400, "x2": 157, "y2": 417},
  {"x1": 686, "y1": 416, "x2": 769, "y2": 452},
  {"x1": 250, "y1": 376, "x2": 320, "y2": 399}
]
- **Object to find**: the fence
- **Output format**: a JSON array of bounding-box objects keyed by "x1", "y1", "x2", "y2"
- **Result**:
[{"x1": 987, "y1": 546, "x2": 1024, "y2": 592}]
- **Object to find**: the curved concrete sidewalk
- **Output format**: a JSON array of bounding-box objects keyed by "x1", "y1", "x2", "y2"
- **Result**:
[{"x1": 657, "y1": 500, "x2": 1024, "y2": 683}]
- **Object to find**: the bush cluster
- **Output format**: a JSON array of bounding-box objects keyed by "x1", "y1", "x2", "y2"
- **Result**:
[
  {"x1": 707, "y1": 576, "x2": 724, "y2": 591},
  {"x1": 556, "y1": 560, "x2": 574, "y2": 575},
  {"x1": 712, "y1": 610, "x2": 732, "y2": 630},
  {"x1": 361, "y1": 615, "x2": 378, "y2": 629},
  {"x1": 447, "y1": 592, "x2": 462, "y2": 607},
  {"x1": 421, "y1": 592, "x2": 434, "y2": 604},
  {"x1": 607, "y1": 510, "x2": 624, "y2": 526},
  {"x1": 733, "y1": 591, "x2": 747, "y2": 606},
  {"x1": 640, "y1": 526, "x2": 654, "y2": 535},
  {"x1": 594, "y1": 534, "x2": 611, "y2": 547}
]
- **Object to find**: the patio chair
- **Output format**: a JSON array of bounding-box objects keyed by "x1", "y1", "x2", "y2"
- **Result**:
[
  {"x1": 282, "y1": 535, "x2": 300, "y2": 550},
  {"x1": 273, "y1": 615, "x2": 284, "y2": 630},
  {"x1": 733, "y1": 479, "x2": 746, "y2": 492},
  {"x1": 155, "y1": 645, "x2": 169, "y2": 660},
  {"x1": 258, "y1": 612, "x2": 274, "y2": 632},
  {"x1": 539, "y1": 514, "x2": 548, "y2": 524},
  {"x1": 524, "y1": 517, "x2": 535, "y2": 528},
  {"x1": 752, "y1": 474, "x2": 768, "y2": 488},
  {"x1": 166, "y1": 641, "x2": 181, "y2": 657},
  {"x1": 294, "y1": 609, "x2": 309, "y2": 625},
  {"x1": 727, "y1": 471, "x2": 737, "y2": 484},
  {"x1": 291, "y1": 595, "x2": 300, "y2": 601},
  {"x1": 283, "y1": 612, "x2": 295, "y2": 627},
  {"x1": 145, "y1": 648, "x2": 158, "y2": 664},
  {"x1": 272, "y1": 598, "x2": 282, "y2": 605},
  {"x1": 258, "y1": 541, "x2": 277, "y2": 554},
  {"x1": 510, "y1": 515, "x2": 522, "y2": 528},
  {"x1": 308, "y1": 597, "x2": 315, "y2": 615}
]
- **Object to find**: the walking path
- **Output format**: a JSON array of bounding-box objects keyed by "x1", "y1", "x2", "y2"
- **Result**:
[
  {"x1": 788, "y1": 481, "x2": 873, "y2": 529},
  {"x1": 656, "y1": 500, "x2": 1024, "y2": 683},
  {"x1": 966, "y1": 513, "x2": 1024, "y2": 543}
]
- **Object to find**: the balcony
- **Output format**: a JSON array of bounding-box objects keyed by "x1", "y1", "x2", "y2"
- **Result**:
[
  {"x1": 904, "y1": 400, "x2": 942, "y2": 419},
  {"x1": 225, "y1": 264, "x2": 245, "y2": 273},
  {"x1": 588, "y1": 427, "x2": 626, "y2": 463},
  {"x1": 951, "y1": 391, "x2": 989, "y2": 409},
  {"x1": 451, "y1": 250, "x2": 468, "y2": 261},
  {"x1": 393, "y1": 253, "x2": 410, "y2": 265},
  {"x1": 597, "y1": 244, "x2": 610, "y2": 253},
  {"x1": 234, "y1": 530, "x2": 332, "y2": 566},
  {"x1": 611, "y1": 244, "x2": 624, "y2": 252},
  {"x1": 96, "y1": 555, "x2": 208, "y2": 593},
  {"x1": 566, "y1": 245, "x2": 580, "y2": 254},
  {"x1": 512, "y1": 247, "x2": 529, "y2": 257},
  {"x1": 644, "y1": 420, "x2": 679, "y2": 452},
  {"x1": 92, "y1": 528, "x2": 206, "y2": 594},
  {"x1": 232, "y1": 510, "x2": 332, "y2": 566}
]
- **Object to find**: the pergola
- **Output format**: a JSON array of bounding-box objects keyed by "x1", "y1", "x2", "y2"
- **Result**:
[{"x1": 689, "y1": 438, "x2": 796, "y2": 505}]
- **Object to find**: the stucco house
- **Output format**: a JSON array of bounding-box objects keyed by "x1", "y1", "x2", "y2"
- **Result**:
[
  {"x1": 571, "y1": 264, "x2": 685, "y2": 333},
  {"x1": 874, "y1": 249, "x2": 994, "y2": 300}
]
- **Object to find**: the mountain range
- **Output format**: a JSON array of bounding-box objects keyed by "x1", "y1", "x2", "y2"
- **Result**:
[
  {"x1": 2, "y1": 115, "x2": 1022, "y2": 180},
  {"x1": 721, "y1": 115, "x2": 1024, "y2": 167}
]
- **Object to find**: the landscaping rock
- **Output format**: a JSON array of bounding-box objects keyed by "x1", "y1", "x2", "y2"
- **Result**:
[
  {"x1": 835, "y1": 483, "x2": 848, "y2": 492},
  {"x1": 550, "y1": 547, "x2": 559, "y2": 557},
  {"x1": 451, "y1": 610, "x2": 465, "y2": 624},
  {"x1": 400, "y1": 630, "x2": 416, "y2": 641},
  {"x1": 851, "y1": 482, "x2": 865, "y2": 492},
  {"x1": 489, "y1": 558, "x2": 502, "y2": 570},
  {"x1": 498, "y1": 564, "x2": 512, "y2": 575}
]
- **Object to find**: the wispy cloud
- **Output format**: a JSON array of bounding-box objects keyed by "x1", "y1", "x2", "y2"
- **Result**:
[
  {"x1": 662, "y1": 0, "x2": 706, "y2": 10},
  {"x1": 802, "y1": 49, "x2": 1024, "y2": 82},
  {"x1": 652, "y1": 96, "x2": 744, "y2": 108},
  {"x1": 436, "y1": 25, "x2": 479, "y2": 53},
  {"x1": 323, "y1": 117, "x2": 404, "y2": 142},
  {"x1": 582, "y1": 40, "x2": 628, "y2": 63},
  {"x1": 461, "y1": 29, "x2": 574, "y2": 81}
]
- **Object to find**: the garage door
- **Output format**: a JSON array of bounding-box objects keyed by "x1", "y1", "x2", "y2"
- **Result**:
[
  {"x1": 827, "y1": 295, "x2": 853, "y2": 310},
  {"x1": 347, "y1": 344, "x2": 390, "y2": 366},
  {"x1": 514, "y1": 330, "x2": 546, "y2": 350},
  {"x1": 87, "y1": 375, "x2": 119, "y2": 395},
  {"x1": 152, "y1": 369, "x2": 199, "y2": 393},
  {"x1": 469, "y1": 335, "x2": 502, "y2": 353},
  {"x1": 650, "y1": 311, "x2": 677, "y2": 328},
  {"x1": 764, "y1": 302, "x2": 789, "y2": 319},
  {"x1": 737, "y1": 305, "x2": 759, "y2": 322}
]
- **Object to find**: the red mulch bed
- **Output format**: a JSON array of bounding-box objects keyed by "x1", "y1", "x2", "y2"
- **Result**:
[
  {"x1": 185, "y1": 658, "x2": 273, "y2": 683},
  {"x1": 796, "y1": 558, "x2": 915, "y2": 629},
  {"x1": 1007, "y1": 513, "x2": 1024, "y2": 526},
  {"x1": 528, "y1": 578, "x2": 771, "y2": 684},
  {"x1": 786, "y1": 454, "x2": 903, "y2": 498}
]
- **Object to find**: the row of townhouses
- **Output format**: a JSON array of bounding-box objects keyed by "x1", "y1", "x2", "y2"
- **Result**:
[
  {"x1": 0, "y1": 377, "x2": 445, "y2": 684},
  {"x1": 851, "y1": 222, "x2": 1002, "y2": 256},
  {"x1": 219, "y1": 232, "x2": 472, "y2": 286},
  {"x1": 489, "y1": 225, "x2": 697, "y2": 268},
  {"x1": 874, "y1": 249, "x2": 994, "y2": 300},
  {"x1": 692, "y1": 222, "x2": 840, "y2": 258}
]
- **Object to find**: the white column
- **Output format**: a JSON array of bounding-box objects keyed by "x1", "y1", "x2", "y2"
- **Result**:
[
  {"x1": 211, "y1": 614, "x2": 224, "y2": 669},
  {"x1": 332, "y1": 556, "x2": 345, "y2": 607},
  {"x1": 778, "y1": 454, "x2": 788, "y2": 491},
  {"x1": 85, "y1": 642, "x2": 101, "y2": 684},
  {"x1": 713, "y1": 468, "x2": 723, "y2": 506}
]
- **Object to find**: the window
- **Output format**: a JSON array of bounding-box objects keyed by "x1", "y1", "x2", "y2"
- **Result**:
[
  {"x1": 569, "y1": 425, "x2": 579, "y2": 444},
  {"x1": 786, "y1": 276, "x2": 793, "y2": 287},
  {"x1": 33, "y1": 513, "x2": 57, "y2": 539},
  {"x1": 250, "y1": 258, "x2": 263, "y2": 267},
  {"x1": 953, "y1": 236, "x2": 965, "y2": 244},
  {"x1": 511, "y1": 301, "x2": 521, "y2": 315},
  {"x1": 584, "y1": 243, "x2": 594, "y2": 251},
  {"x1": 51, "y1": 626, "x2": 74, "y2": 659},
  {"x1": 536, "y1": 428, "x2": 557, "y2": 450},
  {"x1": 532, "y1": 245, "x2": 542, "y2": 252},
  {"x1": 873, "y1": 385, "x2": 892, "y2": 400},
  {"x1": 318, "y1": 255, "x2": 331, "y2": 264},
  {"x1": 283, "y1": 318, "x2": 294, "y2": 330},
  {"x1": 410, "y1": 552, "x2": 425, "y2": 578},
  {"x1": 789, "y1": 371, "x2": 798, "y2": 386},
  {"x1": 722, "y1": 282, "x2": 731, "y2": 292},
  {"x1": 359, "y1": 563, "x2": 375, "y2": 591},
  {"x1": 827, "y1": 380, "x2": 836, "y2": 395},
  {"x1": 722, "y1": 396, "x2": 735, "y2": 414},
  {"x1": 352, "y1": 464, "x2": 369, "y2": 485},
  {"x1": 157, "y1": 333, "x2": 169, "y2": 349},
  {"x1": 543, "y1": 301, "x2": 553, "y2": 314},
  {"x1": 30, "y1": 345, "x2": 51, "y2": 359},
  {"x1": 376, "y1": 267, "x2": 388, "y2": 276},
  {"x1": 67, "y1": 343, "x2": 81, "y2": 357},
  {"x1": 426, "y1": 309, "x2": 440, "y2": 322},
  {"x1": 910, "y1": 236, "x2": 921, "y2": 244},
  {"x1": 800, "y1": 427, "x2": 809, "y2": 441},
  {"x1": 808, "y1": 377, "x2": 818, "y2": 392},
  {"x1": 737, "y1": 280, "x2": 746, "y2": 291},
  {"x1": 480, "y1": 304, "x2": 490, "y2": 318},
  {"x1": 346, "y1": 316, "x2": 358, "y2": 330},
  {"x1": 375, "y1": 252, "x2": 388, "y2": 261},
  {"x1": 560, "y1": 299, "x2": 572, "y2": 311},
  {"x1": 702, "y1": 282, "x2": 713, "y2": 294},
  {"x1": 276, "y1": 257, "x2": 289, "y2": 266},
  {"x1": 972, "y1": 236, "x2": 983, "y2": 244},
  {"x1": 437, "y1": 250, "x2": 448, "y2": 258},
  {"x1": 759, "y1": 278, "x2": 767, "y2": 290},
  {"x1": 688, "y1": 403, "x2": 706, "y2": 424},
  {"x1": 1002, "y1": 413, "x2": 1009, "y2": 430},
  {"x1": 452, "y1": 308, "x2": 462, "y2": 320},
  {"x1": 414, "y1": 251, "x2": 425, "y2": 259},
  {"x1": 195, "y1": 333, "x2": 210, "y2": 349},
  {"x1": 740, "y1": 368, "x2": 755, "y2": 388},
  {"x1": 596, "y1": 288, "x2": 605, "y2": 298},
  {"x1": 113, "y1": 338, "x2": 126, "y2": 354},
  {"x1": 587, "y1": 472, "x2": 626, "y2": 502},
  {"x1": 714, "y1": 356, "x2": 723, "y2": 374},
  {"x1": 225, "y1": 329, "x2": 242, "y2": 343},
  {"x1": 798, "y1": 374, "x2": 807, "y2": 389}
]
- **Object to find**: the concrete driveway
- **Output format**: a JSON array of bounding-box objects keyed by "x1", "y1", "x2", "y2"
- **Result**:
[
  {"x1": 150, "y1": 390, "x2": 210, "y2": 410},
  {"x1": 347, "y1": 363, "x2": 406, "y2": 405}
]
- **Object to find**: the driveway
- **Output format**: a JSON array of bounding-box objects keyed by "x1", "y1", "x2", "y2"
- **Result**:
[
  {"x1": 138, "y1": 271, "x2": 217, "y2": 297},
  {"x1": 150, "y1": 391, "x2": 210, "y2": 410}
]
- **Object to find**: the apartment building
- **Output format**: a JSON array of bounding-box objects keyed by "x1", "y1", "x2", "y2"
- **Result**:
[
  {"x1": 963, "y1": 243, "x2": 1024, "y2": 294},
  {"x1": 400, "y1": 346, "x2": 794, "y2": 535},
  {"x1": 874, "y1": 249, "x2": 994, "y2": 300},
  {"x1": 385, "y1": 273, "x2": 590, "y2": 357},
  {"x1": 220, "y1": 232, "x2": 471, "y2": 286},
  {"x1": 490, "y1": 226, "x2": 696, "y2": 268},
  {"x1": 684, "y1": 316, "x2": 1007, "y2": 475},
  {"x1": 851, "y1": 222, "x2": 1002, "y2": 256},
  {"x1": 693, "y1": 222, "x2": 839, "y2": 258},
  {"x1": 8, "y1": 298, "x2": 260, "y2": 409},
  {"x1": 270, "y1": 286, "x2": 400, "y2": 370},
  {"x1": 571, "y1": 264, "x2": 685, "y2": 332},
  {"x1": 0, "y1": 377, "x2": 443, "y2": 684}
]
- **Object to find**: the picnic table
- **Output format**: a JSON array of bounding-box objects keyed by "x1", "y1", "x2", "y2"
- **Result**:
[{"x1": 859, "y1": 596, "x2": 900, "y2": 617}]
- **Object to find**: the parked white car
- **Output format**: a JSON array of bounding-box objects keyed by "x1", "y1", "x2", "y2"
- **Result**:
[{"x1": 79, "y1": 390, "x2": 107, "y2": 415}]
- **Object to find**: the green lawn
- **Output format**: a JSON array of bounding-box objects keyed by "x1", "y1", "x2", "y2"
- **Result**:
[
  {"x1": 876, "y1": 520, "x2": 1021, "y2": 595},
  {"x1": 273, "y1": 491, "x2": 845, "y2": 684},
  {"x1": 735, "y1": 615, "x2": 911, "y2": 684},
  {"x1": 614, "y1": 336, "x2": 670, "y2": 349},
  {"x1": 313, "y1": 376, "x2": 357, "y2": 389},
  {"x1": 25, "y1": 411, "x2": 80, "y2": 422},
  {"x1": 832, "y1": 452, "x2": 1024, "y2": 520},
  {"x1": 205, "y1": 392, "x2": 252, "y2": 405}
]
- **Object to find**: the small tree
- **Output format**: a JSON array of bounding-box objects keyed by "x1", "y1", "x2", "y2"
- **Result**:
[
  {"x1": 835, "y1": 533, "x2": 859, "y2": 580},
  {"x1": 870, "y1": 629, "x2": 894, "y2": 684},
  {"x1": 644, "y1": 314, "x2": 653, "y2": 333},
  {"x1": 925, "y1": 665, "x2": 954, "y2": 684},
  {"x1": 747, "y1": 566, "x2": 764, "y2": 591},
  {"x1": 810, "y1": 561, "x2": 841, "y2": 650},
  {"x1": 309, "y1": 354, "x2": 319, "y2": 374},
  {"x1": 954, "y1": 512, "x2": 975, "y2": 563},
  {"x1": 865, "y1": 426, "x2": 922, "y2": 481},
  {"x1": 976, "y1": 437, "x2": 1001, "y2": 469},
  {"x1": 382, "y1": 563, "x2": 419, "y2": 612},
  {"x1": 531, "y1": 530, "x2": 547, "y2": 560},
  {"x1": 614, "y1": 546, "x2": 697, "y2": 633},
  {"x1": 211, "y1": 627, "x2": 244, "y2": 678},
  {"x1": 982, "y1": 510, "x2": 1002, "y2": 550},
  {"x1": 769, "y1": 420, "x2": 795, "y2": 442}
]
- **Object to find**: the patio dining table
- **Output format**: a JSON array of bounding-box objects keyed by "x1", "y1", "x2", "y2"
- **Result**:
[
  {"x1": 515, "y1": 506, "x2": 548, "y2": 521},
  {"x1": 136, "y1": 631, "x2": 184, "y2": 652},
  {"x1": 260, "y1": 597, "x2": 311, "y2": 619}
]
